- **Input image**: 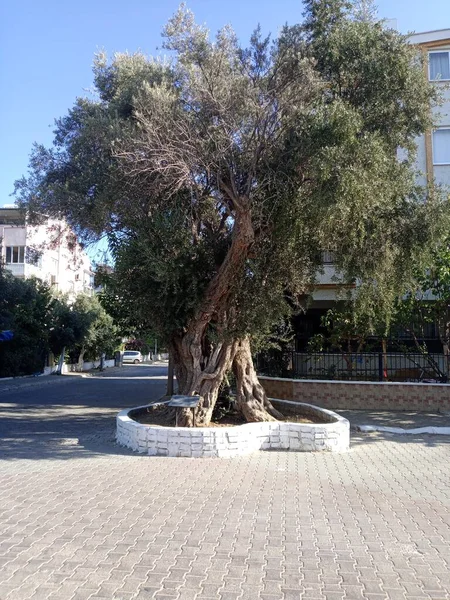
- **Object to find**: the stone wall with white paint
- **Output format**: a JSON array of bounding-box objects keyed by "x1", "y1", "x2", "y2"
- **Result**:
[
  {"x1": 116, "y1": 401, "x2": 349, "y2": 457},
  {"x1": 43, "y1": 359, "x2": 115, "y2": 375}
]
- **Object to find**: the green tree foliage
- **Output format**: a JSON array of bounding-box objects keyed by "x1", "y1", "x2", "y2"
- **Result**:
[
  {"x1": 391, "y1": 238, "x2": 450, "y2": 354},
  {"x1": 0, "y1": 270, "x2": 54, "y2": 377},
  {"x1": 13, "y1": 2, "x2": 448, "y2": 423},
  {"x1": 71, "y1": 294, "x2": 121, "y2": 362},
  {"x1": 351, "y1": 0, "x2": 378, "y2": 22},
  {"x1": 307, "y1": 305, "x2": 380, "y2": 354},
  {"x1": 49, "y1": 296, "x2": 91, "y2": 359},
  {"x1": 0, "y1": 263, "x2": 120, "y2": 377},
  {"x1": 51, "y1": 294, "x2": 121, "y2": 367}
]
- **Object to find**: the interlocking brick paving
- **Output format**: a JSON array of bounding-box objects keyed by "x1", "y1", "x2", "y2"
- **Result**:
[{"x1": 1, "y1": 367, "x2": 449, "y2": 600}]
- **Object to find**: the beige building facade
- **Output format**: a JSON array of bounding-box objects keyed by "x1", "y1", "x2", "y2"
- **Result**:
[{"x1": 409, "y1": 28, "x2": 450, "y2": 188}]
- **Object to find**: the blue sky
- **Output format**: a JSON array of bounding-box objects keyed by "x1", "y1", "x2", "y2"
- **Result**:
[{"x1": 1, "y1": 0, "x2": 448, "y2": 209}]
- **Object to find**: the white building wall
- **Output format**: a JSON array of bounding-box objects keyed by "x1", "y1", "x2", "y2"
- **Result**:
[{"x1": 0, "y1": 211, "x2": 93, "y2": 298}]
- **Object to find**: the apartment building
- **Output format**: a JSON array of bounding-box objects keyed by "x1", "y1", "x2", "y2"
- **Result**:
[
  {"x1": 409, "y1": 29, "x2": 450, "y2": 188},
  {"x1": 0, "y1": 206, "x2": 93, "y2": 297}
]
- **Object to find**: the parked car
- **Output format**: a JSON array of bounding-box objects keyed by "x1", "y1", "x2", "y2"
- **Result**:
[{"x1": 123, "y1": 350, "x2": 143, "y2": 364}]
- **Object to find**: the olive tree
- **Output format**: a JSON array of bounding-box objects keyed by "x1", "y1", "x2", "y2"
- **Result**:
[{"x1": 15, "y1": 1, "x2": 446, "y2": 424}]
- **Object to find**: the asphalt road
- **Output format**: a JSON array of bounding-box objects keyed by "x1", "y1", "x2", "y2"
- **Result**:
[{"x1": 0, "y1": 364, "x2": 167, "y2": 461}]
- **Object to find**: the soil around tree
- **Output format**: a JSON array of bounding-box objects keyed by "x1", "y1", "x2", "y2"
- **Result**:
[{"x1": 130, "y1": 403, "x2": 327, "y2": 427}]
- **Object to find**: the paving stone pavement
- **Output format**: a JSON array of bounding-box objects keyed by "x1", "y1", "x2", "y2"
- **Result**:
[
  {"x1": 338, "y1": 410, "x2": 450, "y2": 431},
  {"x1": 1, "y1": 368, "x2": 450, "y2": 600}
]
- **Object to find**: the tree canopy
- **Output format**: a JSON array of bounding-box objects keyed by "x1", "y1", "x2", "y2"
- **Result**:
[
  {"x1": 0, "y1": 269, "x2": 54, "y2": 377},
  {"x1": 14, "y1": 1, "x2": 448, "y2": 424}
]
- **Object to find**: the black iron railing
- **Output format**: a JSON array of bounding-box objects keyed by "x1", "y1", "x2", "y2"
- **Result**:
[{"x1": 256, "y1": 351, "x2": 449, "y2": 382}]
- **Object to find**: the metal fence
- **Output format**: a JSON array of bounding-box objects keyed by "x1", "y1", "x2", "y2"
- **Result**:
[{"x1": 256, "y1": 351, "x2": 449, "y2": 383}]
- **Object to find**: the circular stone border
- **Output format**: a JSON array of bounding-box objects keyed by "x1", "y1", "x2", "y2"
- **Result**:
[{"x1": 116, "y1": 399, "x2": 349, "y2": 457}]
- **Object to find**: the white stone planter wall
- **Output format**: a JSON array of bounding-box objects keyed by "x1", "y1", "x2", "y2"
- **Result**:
[{"x1": 116, "y1": 400, "x2": 349, "y2": 458}]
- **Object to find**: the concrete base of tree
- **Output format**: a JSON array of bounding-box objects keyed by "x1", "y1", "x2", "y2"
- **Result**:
[{"x1": 116, "y1": 400, "x2": 349, "y2": 457}]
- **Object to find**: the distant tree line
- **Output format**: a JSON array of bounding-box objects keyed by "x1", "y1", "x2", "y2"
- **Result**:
[{"x1": 0, "y1": 266, "x2": 121, "y2": 378}]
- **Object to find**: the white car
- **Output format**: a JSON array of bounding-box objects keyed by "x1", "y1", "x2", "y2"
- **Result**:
[{"x1": 123, "y1": 350, "x2": 143, "y2": 364}]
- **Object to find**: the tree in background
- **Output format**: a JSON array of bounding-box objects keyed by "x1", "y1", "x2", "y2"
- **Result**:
[
  {"x1": 385, "y1": 237, "x2": 450, "y2": 379},
  {"x1": 71, "y1": 295, "x2": 121, "y2": 367},
  {"x1": 306, "y1": 233, "x2": 450, "y2": 380},
  {"x1": 50, "y1": 294, "x2": 121, "y2": 371},
  {"x1": 0, "y1": 259, "x2": 120, "y2": 377},
  {"x1": 14, "y1": 2, "x2": 447, "y2": 424},
  {"x1": 0, "y1": 269, "x2": 54, "y2": 377},
  {"x1": 49, "y1": 296, "x2": 89, "y2": 373}
]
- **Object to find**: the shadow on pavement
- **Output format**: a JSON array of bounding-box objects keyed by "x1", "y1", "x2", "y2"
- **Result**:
[
  {"x1": 341, "y1": 408, "x2": 450, "y2": 449},
  {"x1": 0, "y1": 406, "x2": 144, "y2": 461},
  {"x1": 339, "y1": 409, "x2": 450, "y2": 428},
  {"x1": 350, "y1": 430, "x2": 450, "y2": 448},
  {"x1": 0, "y1": 365, "x2": 167, "y2": 461}
]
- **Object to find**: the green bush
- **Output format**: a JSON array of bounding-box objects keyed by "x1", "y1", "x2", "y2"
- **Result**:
[{"x1": 0, "y1": 271, "x2": 53, "y2": 377}]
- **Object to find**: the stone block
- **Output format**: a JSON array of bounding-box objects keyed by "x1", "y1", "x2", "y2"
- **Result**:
[
  {"x1": 137, "y1": 428, "x2": 147, "y2": 441},
  {"x1": 168, "y1": 441, "x2": 181, "y2": 453},
  {"x1": 189, "y1": 430, "x2": 204, "y2": 438},
  {"x1": 289, "y1": 439, "x2": 301, "y2": 450},
  {"x1": 202, "y1": 450, "x2": 219, "y2": 457}
]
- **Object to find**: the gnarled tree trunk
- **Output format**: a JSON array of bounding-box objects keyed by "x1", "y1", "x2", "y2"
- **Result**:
[
  {"x1": 233, "y1": 337, "x2": 283, "y2": 422},
  {"x1": 171, "y1": 334, "x2": 283, "y2": 426},
  {"x1": 168, "y1": 202, "x2": 284, "y2": 426},
  {"x1": 171, "y1": 336, "x2": 237, "y2": 426}
]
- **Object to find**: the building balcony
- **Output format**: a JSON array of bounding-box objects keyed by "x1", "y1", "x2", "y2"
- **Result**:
[{"x1": 4, "y1": 264, "x2": 25, "y2": 278}]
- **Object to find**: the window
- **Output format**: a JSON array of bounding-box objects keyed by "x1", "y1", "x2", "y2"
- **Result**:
[
  {"x1": 429, "y1": 51, "x2": 450, "y2": 81},
  {"x1": 433, "y1": 128, "x2": 450, "y2": 165},
  {"x1": 5, "y1": 246, "x2": 25, "y2": 264}
]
